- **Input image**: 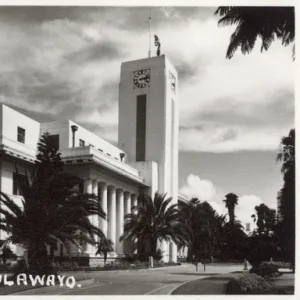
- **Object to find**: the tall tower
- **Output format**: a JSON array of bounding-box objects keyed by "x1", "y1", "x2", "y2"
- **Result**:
[{"x1": 118, "y1": 55, "x2": 179, "y2": 262}]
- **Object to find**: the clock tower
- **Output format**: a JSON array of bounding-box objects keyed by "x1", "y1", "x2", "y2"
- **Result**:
[{"x1": 118, "y1": 55, "x2": 179, "y2": 262}]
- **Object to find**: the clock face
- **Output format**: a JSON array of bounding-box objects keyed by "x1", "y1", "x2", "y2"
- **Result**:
[{"x1": 133, "y1": 69, "x2": 150, "y2": 88}]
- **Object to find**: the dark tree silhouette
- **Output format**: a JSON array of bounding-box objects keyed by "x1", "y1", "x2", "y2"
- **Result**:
[
  {"x1": 178, "y1": 199, "x2": 226, "y2": 262},
  {"x1": 251, "y1": 203, "x2": 276, "y2": 236},
  {"x1": 120, "y1": 192, "x2": 186, "y2": 260},
  {"x1": 96, "y1": 237, "x2": 114, "y2": 265},
  {"x1": 276, "y1": 128, "x2": 295, "y2": 271},
  {"x1": 223, "y1": 193, "x2": 238, "y2": 225},
  {"x1": 215, "y1": 6, "x2": 295, "y2": 59}
]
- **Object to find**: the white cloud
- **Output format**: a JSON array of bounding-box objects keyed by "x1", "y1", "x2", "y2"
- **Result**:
[
  {"x1": 179, "y1": 174, "x2": 276, "y2": 232},
  {"x1": 235, "y1": 195, "x2": 263, "y2": 229},
  {"x1": 179, "y1": 174, "x2": 216, "y2": 201},
  {"x1": 179, "y1": 126, "x2": 291, "y2": 153},
  {"x1": 0, "y1": 7, "x2": 294, "y2": 153}
]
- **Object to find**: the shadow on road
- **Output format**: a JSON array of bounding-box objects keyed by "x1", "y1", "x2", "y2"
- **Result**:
[
  {"x1": 170, "y1": 273, "x2": 219, "y2": 276},
  {"x1": 201, "y1": 276, "x2": 234, "y2": 281}
]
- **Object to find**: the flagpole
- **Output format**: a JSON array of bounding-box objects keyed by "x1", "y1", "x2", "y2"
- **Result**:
[{"x1": 148, "y1": 7, "x2": 152, "y2": 58}]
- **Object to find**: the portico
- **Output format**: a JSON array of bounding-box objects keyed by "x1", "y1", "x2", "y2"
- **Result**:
[{"x1": 58, "y1": 146, "x2": 153, "y2": 258}]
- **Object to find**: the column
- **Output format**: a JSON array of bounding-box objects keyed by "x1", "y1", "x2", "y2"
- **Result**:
[
  {"x1": 170, "y1": 242, "x2": 178, "y2": 263},
  {"x1": 92, "y1": 179, "x2": 99, "y2": 236},
  {"x1": 99, "y1": 182, "x2": 108, "y2": 238},
  {"x1": 107, "y1": 185, "x2": 116, "y2": 254},
  {"x1": 123, "y1": 192, "x2": 131, "y2": 254},
  {"x1": 124, "y1": 192, "x2": 131, "y2": 215},
  {"x1": 83, "y1": 178, "x2": 92, "y2": 194},
  {"x1": 131, "y1": 194, "x2": 138, "y2": 253},
  {"x1": 83, "y1": 179, "x2": 93, "y2": 255},
  {"x1": 131, "y1": 194, "x2": 138, "y2": 212},
  {"x1": 116, "y1": 188, "x2": 124, "y2": 254}
]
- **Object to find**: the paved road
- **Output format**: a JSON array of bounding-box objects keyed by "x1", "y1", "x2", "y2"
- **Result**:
[{"x1": 12, "y1": 263, "x2": 243, "y2": 295}]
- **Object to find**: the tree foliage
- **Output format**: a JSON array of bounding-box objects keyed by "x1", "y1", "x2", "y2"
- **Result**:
[
  {"x1": 120, "y1": 192, "x2": 186, "y2": 261},
  {"x1": 0, "y1": 132, "x2": 106, "y2": 276},
  {"x1": 276, "y1": 128, "x2": 295, "y2": 271},
  {"x1": 96, "y1": 237, "x2": 114, "y2": 265},
  {"x1": 251, "y1": 203, "x2": 276, "y2": 236},
  {"x1": 215, "y1": 6, "x2": 295, "y2": 59},
  {"x1": 223, "y1": 193, "x2": 238, "y2": 225}
]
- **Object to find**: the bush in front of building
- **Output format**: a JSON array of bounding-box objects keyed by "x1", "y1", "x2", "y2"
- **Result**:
[
  {"x1": 249, "y1": 262, "x2": 280, "y2": 278},
  {"x1": 226, "y1": 273, "x2": 273, "y2": 294},
  {"x1": 54, "y1": 260, "x2": 80, "y2": 271}
]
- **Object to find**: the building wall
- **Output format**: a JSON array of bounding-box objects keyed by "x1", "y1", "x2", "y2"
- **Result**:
[
  {"x1": 129, "y1": 161, "x2": 158, "y2": 198},
  {"x1": 0, "y1": 104, "x2": 40, "y2": 158},
  {"x1": 118, "y1": 55, "x2": 179, "y2": 263},
  {"x1": 118, "y1": 55, "x2": 178, "y2": 200},
  {"x1": 41, "y1": 120, "x2": 124, "y2": 161}
]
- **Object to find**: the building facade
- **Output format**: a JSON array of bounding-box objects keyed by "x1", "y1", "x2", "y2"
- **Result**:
[{"x1": 0, "y1": 55, "x2": 184, "y2": 262}]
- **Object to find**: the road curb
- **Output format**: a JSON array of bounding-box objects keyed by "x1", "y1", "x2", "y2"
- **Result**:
[
  {"x1": 167, "y1": 277, "x2": 209, "y2": 295},
  {"x1": 168, "y1": 269, "x2": 243, "y2": 295},
  {"x1": 77, "y1": 278, "x2": 95, "y2": 286}
]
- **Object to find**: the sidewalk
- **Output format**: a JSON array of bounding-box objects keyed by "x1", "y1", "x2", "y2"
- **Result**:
[
  {"x1": 172, "y1": 272, "x2": 295, "y2": 295},
  {"x1": 172, "y1": 271, "x2": 242, "y2": 295}
]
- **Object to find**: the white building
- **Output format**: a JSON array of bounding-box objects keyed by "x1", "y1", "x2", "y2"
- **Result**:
[{"x1": 0, "y1": 55, "x2": 186, "y2": 263}]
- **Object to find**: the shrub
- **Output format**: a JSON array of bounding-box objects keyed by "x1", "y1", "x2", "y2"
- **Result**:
[
  {"x1": 123, "y1": 253, "x2": 139, "y2": 263},
  {"x1": 226, "y1": 273, "x2": 273, "y2": 294},
  {"x1": 55, "y1": 260, "x2": 80, "y2": 271},
  {"x1": 250, "y1": 262, "x2": 279, "y2": 277},
  {"x1": 153, "y1": 249, "x2": 164, "y2": 261}
]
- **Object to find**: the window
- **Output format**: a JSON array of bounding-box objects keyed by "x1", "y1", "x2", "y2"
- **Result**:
[
  {"x1": 79, "y1": 139, "x2": 85, "y2": 147},
  {"x1": 17, "y1": 127, "x2": 25, "y2": 143},
  {"x1": 136, "y1": 94, "x2": 147, "y2": 161},
  {"x1": 13, "y1": 173, "x2": 27, "y2": 196},
  {"x1": 48, "y1": 134, "x2": 59, "y2": 151}
]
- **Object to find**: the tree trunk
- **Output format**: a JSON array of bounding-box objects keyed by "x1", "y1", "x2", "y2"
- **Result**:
[
  {"x1": 28, "y1": 240, "x2": 56, "y2": 276},
  {"x1": 150, "y1": 238, "x2": 157, "y2": 259},
  {"x1": 24, "y1": 248, "x2": 29, "y2": 269},
  {"x1": 104, "y1": 252, "x2": 107, "y2": 265}
]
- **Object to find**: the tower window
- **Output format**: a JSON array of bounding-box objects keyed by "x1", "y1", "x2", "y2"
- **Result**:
[
  {"x1": 17, "y1": 127, "x2": 25, "y2": 143},
  {"x1": 79, "y1": 139, "x2": 85, "y2": 147},
  {"x1": 136, "y1": 94, "x2": 147, "y2": 161}
]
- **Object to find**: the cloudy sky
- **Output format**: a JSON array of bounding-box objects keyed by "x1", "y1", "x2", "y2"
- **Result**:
[{"x1": 0, "y1": 6, "x2": 294, "y2": 227}]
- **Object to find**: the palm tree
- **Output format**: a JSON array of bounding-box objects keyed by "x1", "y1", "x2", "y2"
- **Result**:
[
  {"x1": 96, "y1": 237, "x2": 114, "y2": 265},
  {"x1": 223, "y1": 193, "x2": 238, "y2": 225},
  {"x1": 0, "y1": 133, "x2": 106, "y2": 276},
  {"x1": 0, "y1": 246, "x2": 16, "y2": 265},
  {"x1": 215, "y1": 7, "x2": 295, "y2": 59},
  {"x1": 120, "y1": 192, "x2": 186, "y2": 261}
]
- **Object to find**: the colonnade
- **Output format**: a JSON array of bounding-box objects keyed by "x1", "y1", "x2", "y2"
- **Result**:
[{"x1": 83, "y1": 178, "x2": 138, "y2": 256}]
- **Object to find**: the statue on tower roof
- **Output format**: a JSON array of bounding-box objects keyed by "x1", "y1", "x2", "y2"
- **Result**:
[{"x1": 154, "y1": 35, "x2": 161, "y2": 56}]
